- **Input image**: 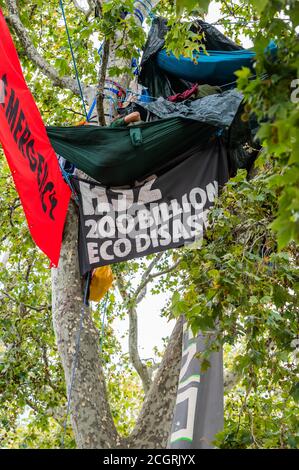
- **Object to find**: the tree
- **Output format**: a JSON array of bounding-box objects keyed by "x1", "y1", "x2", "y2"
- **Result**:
[{"x1": 0, "y1": 0, "x2": 298, "y2": 449}]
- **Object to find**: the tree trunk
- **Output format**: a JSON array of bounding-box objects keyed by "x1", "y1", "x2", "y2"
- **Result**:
[
  {"x1": 51, "y1": 201, "x2": 118, "y2": 448},
  {"x1": 52, "y1": 201, "x2": 183, "y2": 448},
  {"x1": 126, "y1": 317, "x2": 184, "y2": 448}
]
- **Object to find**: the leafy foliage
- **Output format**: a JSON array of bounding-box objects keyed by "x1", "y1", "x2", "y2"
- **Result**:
[
  {"x1": 173, "y1": 169, "x2": 299, "y2": 447},
  {"x1": 170, "y1": 0, "x2": 299, "y2": 448}
]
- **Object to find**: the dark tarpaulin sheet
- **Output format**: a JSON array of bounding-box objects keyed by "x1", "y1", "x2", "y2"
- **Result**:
[
  {"x1": 190, "y1": 20, "x2": 243, "y2": 52},
  {"x1": 135, "y1": 90, "x2": 257, "y2": 173},
  {"x1": 139, "y1": 17, "x2": 243, "y2": 98},
  {"x1": 46, "y1": 90, "x2": 242, "y2": 186},
  {"x1": 139, "y1": 17, "x2": 192, "y2": 99}
]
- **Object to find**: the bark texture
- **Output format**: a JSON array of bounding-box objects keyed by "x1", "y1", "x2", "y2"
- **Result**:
[
  {"x1": 52, "y1": 202, "x2": 118, "y2": 448},
  {"x1": 126, "y1": 317, "x2": 184, "y2": 448},
  {"x1": 128, "y1": 305, "x2": 152, "y2": 394}
]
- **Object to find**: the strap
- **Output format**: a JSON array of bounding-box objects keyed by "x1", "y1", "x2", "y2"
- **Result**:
[{"x1": 130, "y1": 127, "x2": 143, "y2": 146}]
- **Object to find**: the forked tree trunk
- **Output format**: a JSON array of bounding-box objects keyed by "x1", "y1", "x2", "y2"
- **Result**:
[{"x1": 51, "y1": 201, "x2": 118, "y2": 448}]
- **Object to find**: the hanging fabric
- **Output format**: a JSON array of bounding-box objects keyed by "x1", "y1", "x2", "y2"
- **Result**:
[
  {"x1": 0, "y1": 9, "x2": 70, "y2": 267},
  {"x1": 46, "y1": 89, "x2": 243, "y2": 187}
]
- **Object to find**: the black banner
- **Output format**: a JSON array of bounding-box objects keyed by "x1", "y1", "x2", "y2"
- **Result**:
[
  {"x1": 73, "y1": 139, "x2": 229, "y2": 275},
  {"x1": 0, "y1": 449, "x2": 294, "y2": 465}
]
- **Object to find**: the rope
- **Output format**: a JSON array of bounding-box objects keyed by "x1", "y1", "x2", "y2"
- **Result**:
[
  {"x1": 99, "y1": 293, "x2": 109, "y2": 355},
  {"x1": 86, "y1": 99, "x2": 96, "y2": 122},
  {"x1": 105, "y1": 79, "x2": 127, "y2": 97},
  {"x1": 85, "y1": 1, "x2": 154, "y2": 120},
  {"x1": 85, "y1": 72, "x2": 263, "y2": 117},
  {"x1": 60, "y1": 165, "x2": 80, "y2": 205},
  {"x1": 134, "y1": 8, "x2": 144, "y2": 24},
  {"x1": 59, "y1": 0, "x2": 88, "y2": 121},
  {"x1": 135, "y1": 0, "x2": 153, "y2": 16},
  {"x1": 60, "y1": 272, "x2": 91, "y2": 448},
  {"x1": 141, "y1": 0, "x2": 154, "y2": 11}
]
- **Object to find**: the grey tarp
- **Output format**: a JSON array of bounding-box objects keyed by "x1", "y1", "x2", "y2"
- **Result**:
[
  {"x1": 136, "y1": 89, "x2": 257, "y2": 173},
  {"x1": 137, "y1": 89, "x2": 243, "y2": 128}
]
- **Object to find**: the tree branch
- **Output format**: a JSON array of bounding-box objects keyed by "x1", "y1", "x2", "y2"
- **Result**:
[
  {"x1": 96, "y1": 38, "x2": 110, "y2": 126},
  {"x1": 94, "y1": 0, "x2": 103, "y2": 17},
  {"x1": 115, "y1": 254, "x2": 182, "y2": 394},
  {"x1": 133, "y1": 253, "x2": 164, "y2": 302},
  {"x1": 72, "y1": 0, "x2": 93, "y2": 17},
  {"x1": 0, "y1": 289, "x2": 50, "y2": 313},
  {"x1": 116, "y1": 272, "x2": 152, "y2": 393},
  {"x1": 128, "y1": 305, "x2": 152, "y2": 394},
  {"x1": 5, "y1": 0, "x2": 80, "y2": 95},
  {"x1": 126, "y1": 317, "x2": 184, "y2": 448},
  {"x1": 135, "y1": 257, "x2": 181, "y2": 304}
]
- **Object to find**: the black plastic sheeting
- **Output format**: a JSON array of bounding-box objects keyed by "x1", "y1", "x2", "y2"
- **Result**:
[
  {"x1": 137, "y1": 17, "x2": 259, "y2": 173},
  {"x1": 228, "y1": 107, "x2": 260, "y2": 173},
  {"x1": 139, "y1": 17, "x2": 243, "y2": 99},
  {"x1": 191, "y1": 20, "x2": 244, "y2": 51},
  {"x1": 139, "y1": 17, "x2": 193, "y2": 99}
]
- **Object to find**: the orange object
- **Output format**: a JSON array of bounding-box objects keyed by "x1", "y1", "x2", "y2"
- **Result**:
[{"x1": 89, "y1": 266, "x2": 113, "y2": 302}]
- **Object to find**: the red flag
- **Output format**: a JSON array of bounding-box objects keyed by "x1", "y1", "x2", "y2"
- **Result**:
[{"x1": 0, "y1": 9, "x2": 71, "y2": 267}]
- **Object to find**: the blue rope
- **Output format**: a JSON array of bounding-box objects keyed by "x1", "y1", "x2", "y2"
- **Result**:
[
  {"x1": 104, "y1": 86, "x2": 120, "y2": 95},
  {"x1": 59, "y1": 0, "x2": 88, "y2": 121},
  {"x1": 60, "y1": 273, "x2": 91, "y2": 448},
  {"x1": 134, "y1": 8, "x2": 144, "y2": 24},
  {"x1": 141, "y1": 0, "x2": 153, "y2": 10},
  {"x1": 86, "y1": 99, "x2": 96, "y2": 121},
  {"x1": 98, "y1": 42, "x2": 104, "y2": 57},
  {"x1": 60, "y1": 166, "x2": 80, "y2": 205}
]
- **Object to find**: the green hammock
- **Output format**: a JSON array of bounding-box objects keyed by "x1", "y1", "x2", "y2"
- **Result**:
[{"x1": 47, "y1": 118, "x2": 216, "y2": 187}]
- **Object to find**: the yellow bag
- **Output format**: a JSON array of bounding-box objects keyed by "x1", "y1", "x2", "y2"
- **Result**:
[{"x1": 89, "y1": 266, "x2": 113, "y2": 302}]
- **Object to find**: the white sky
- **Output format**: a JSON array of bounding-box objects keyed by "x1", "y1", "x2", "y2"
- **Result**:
[
  {"x1": 112, "y1": 286, "x2": 174, "y2": 359},
  {"x1": 206, "y1": 2, "x2": 253, "y2": 48}
]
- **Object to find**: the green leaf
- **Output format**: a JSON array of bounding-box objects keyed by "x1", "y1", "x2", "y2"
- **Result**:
[
  {"x1": 250, "y1": 0, "x2": 269, "y2": 14},
  {"x1": 176, "y1": 0, "x2": 210, "y2": 15},
  {"x1": 290, "y1": 383, "x2": 299, "y2": 403}
]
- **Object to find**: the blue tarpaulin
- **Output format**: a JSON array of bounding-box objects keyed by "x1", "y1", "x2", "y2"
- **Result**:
[{"x1": 157, "y1": 49, "x2": 256, "y2": 85}]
